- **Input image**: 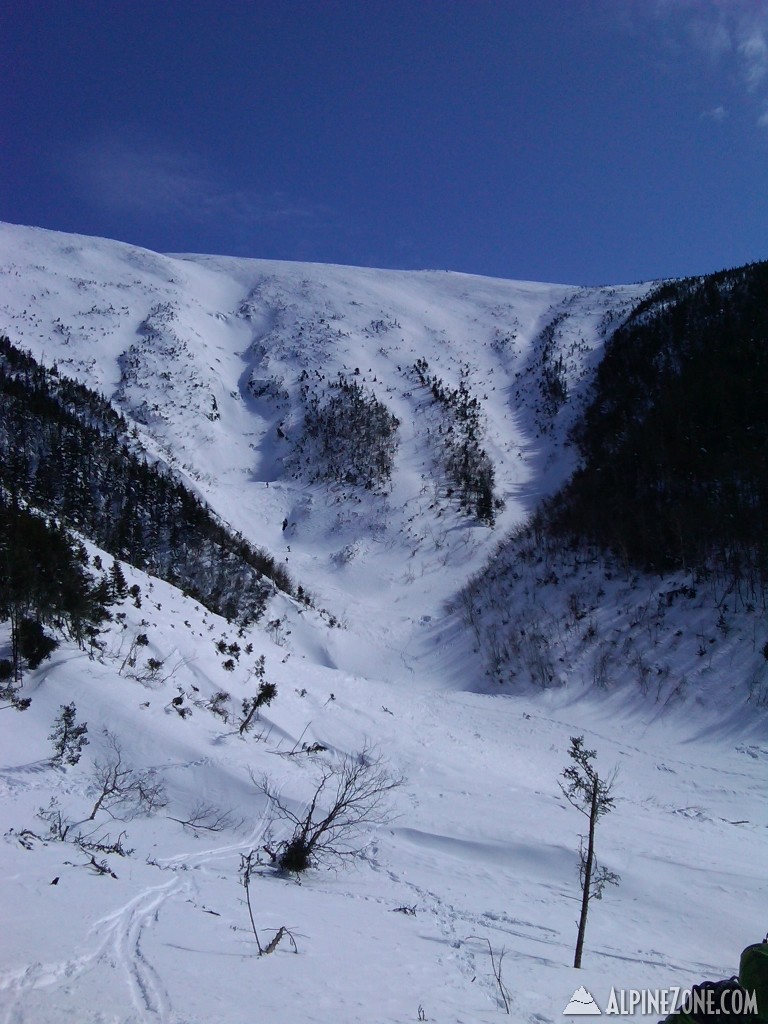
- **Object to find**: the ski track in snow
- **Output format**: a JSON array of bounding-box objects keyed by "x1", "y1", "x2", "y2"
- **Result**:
[
  {"x1": 92, "y1": 881, "x2": 182, "y2": 1023},
  {"x1": 0, "y1": 801, "x2": 274, "y2": 1024},
  {"x1": 1, "y1": 879, "x2": 182, "y2": 1024}
]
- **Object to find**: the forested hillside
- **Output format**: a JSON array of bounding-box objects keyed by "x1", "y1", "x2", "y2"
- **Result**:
[
  {"x1": 0, "y1": 223, "x2": 765, "y2": 1024},
  {"x1": 0, "y1": 336, "x2": 293, "y2": 624},
  {"x1": 461, "y1": 259, "x2": 768, "y2": 700},
  {"x1": 547, "y1": 260, "x2": 768, "y2": 598}
]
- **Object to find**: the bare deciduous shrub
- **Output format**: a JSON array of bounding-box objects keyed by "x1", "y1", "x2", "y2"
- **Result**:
[
  {"x1": 466, "y1": 935, "x2": 511, "y2": 1013},
  {"x1": 591, "y1": 641, "x2": 616, "y2": 690},
  {"x1": 256, "y1": 743, "x2": 403, "y2": 873},
  {"x1": 239, "y1": 850, "x2": 299, "y2": 956},
  {"x1": 521, "y1": 628, "x2": 555, "y2": 688},
  {"x1": 86, "y1": 731, "x2": 167, "y2": 821},
  {"x1": 32, "y1": 730, "x2": 165, "y2": 857},
  {"x1": 119, "y1": 631, "x2": 149, "y2": 675},
  {"x1": 36, "y1": 799, "x2": 134, "y2": 857}
]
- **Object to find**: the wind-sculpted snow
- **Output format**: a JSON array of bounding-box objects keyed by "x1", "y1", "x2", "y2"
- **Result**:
[{"x1": 0, "y1": 222, "x2": 765, "y2": 1024}]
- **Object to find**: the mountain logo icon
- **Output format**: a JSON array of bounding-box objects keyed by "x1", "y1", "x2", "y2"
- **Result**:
[{"x1": 563, "y1": 985, "x2": 602, "y2": 1015}]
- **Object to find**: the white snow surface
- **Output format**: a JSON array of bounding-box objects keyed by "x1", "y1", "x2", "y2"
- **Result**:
[{"x1": 0, "y1": 222, "x2": 765, "y2": 1023}]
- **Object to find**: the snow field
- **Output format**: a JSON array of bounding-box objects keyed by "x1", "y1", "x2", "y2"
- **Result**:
[{"x1": 0, "y1": 222, "x2": 765, "y2": 1022}]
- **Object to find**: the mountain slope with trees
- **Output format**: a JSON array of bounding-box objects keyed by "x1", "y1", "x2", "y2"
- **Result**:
[
  {"x1": 548, "y1": 260, "x2": 768, "y2": 594},
  {"x1": 0, "y1": 222, "x2": 765, "y2": 1024},
  {"x1": 0, "y1": 335, "x2": 293, "y2": 624},
  {"x1": 460, "y1": 259, "x2": 768, "y2": 702}
]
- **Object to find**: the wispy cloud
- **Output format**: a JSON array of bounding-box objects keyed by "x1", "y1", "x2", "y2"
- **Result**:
[
  {"x1": 66, "y1": 133, "x2": 320, "y2": 229},
  {"x1": 702, "y1": 103, "x2": 729, "y2": 122},
  {"x1": 628, "y1": 0, "x2": 768, "y2": 127},
  {"x1": 739, "y1": 27, "x2": 768, "y2": 90}
]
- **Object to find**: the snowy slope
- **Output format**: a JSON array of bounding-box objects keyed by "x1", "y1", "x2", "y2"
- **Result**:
[
  {"x1": 0, "y1": 222, "x2": 647, "y2": 682},
  {"x1": 0, "y1": 222, "x2": 766, "y2": 1024}
]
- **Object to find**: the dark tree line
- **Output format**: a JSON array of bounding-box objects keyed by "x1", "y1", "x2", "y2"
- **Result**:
[
  {"x1": 298, "y1": 372, "x2": 399, "y2": 490},
  {"x1": 413, "y1": 358, "x2": 498, "y2": 524},
  {"x1": 542, "y1": 260, "x2": 768, "y2": 600},
  {"x1": 0, "y1": 336, "x2": 293, "y2": 624},
  {"x1": 0, "y1": 499, "x2": 111, "y2": 689},
  {"x1": 537, "y1": 312, "x2": 569, "y2": 414}
]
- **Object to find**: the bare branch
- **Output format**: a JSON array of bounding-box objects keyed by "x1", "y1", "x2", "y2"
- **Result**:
[
  {"x1": 168, "y1": 801, "x2": 240, "y2": 833},
  {"x1": 256, "y1": 742, "x2": 404, "y2": 873},
  {"x1": 87, "y1": 731, "x2": 167, "y2": 821},
  {"x1": 239, "y1": 850, "x2": 299, "y2": 956},
  {"x1": 466, "y1": 936, "x2": 511, "y2": 1014}
]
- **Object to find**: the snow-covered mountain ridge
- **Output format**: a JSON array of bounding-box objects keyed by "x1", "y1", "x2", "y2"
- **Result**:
[
  {"x1": 0, "y1": 222, "x2": 647, "y2": 675},
  {"x1": 1, "y1": 222, "x2": 765, "y2": 1024}
]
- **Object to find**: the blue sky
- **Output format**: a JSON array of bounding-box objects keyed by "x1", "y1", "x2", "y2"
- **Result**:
[{"x1": 2, "y1": 1, "x2": 767, "y2": 285}]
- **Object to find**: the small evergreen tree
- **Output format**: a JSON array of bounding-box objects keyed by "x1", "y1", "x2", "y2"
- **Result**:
[
  {"x1": 560, "y1": 736, "x2": 619, "y2": 969},
  {"x1": 239, "y1": 655, "x2": 277, "y2": 734},
  {"x1": 109, "y1": 560, "x2": 128, "y2": 601},
  {"x1": 49, "y1": 703, "x2": 89, "y2": 767},
  {"x1": 17, "y1": 618, "x2": 59, "y2": 669}
]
